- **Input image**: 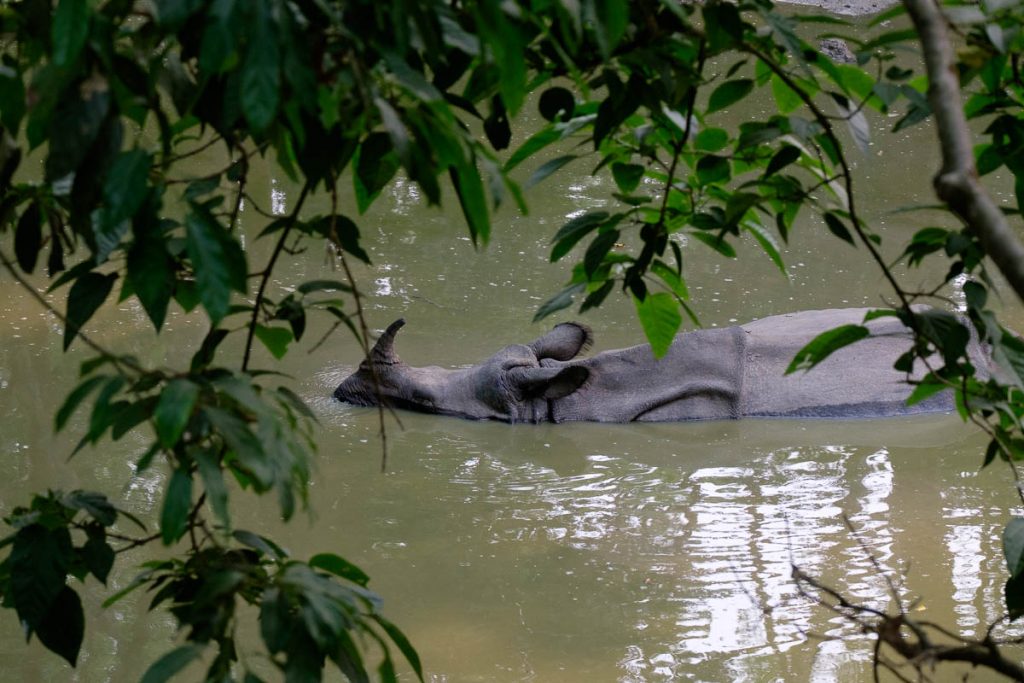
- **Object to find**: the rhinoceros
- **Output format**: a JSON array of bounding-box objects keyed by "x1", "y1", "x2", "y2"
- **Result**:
[{"x1": 333, "y1": 308, "x2": 971, "y2": 423}]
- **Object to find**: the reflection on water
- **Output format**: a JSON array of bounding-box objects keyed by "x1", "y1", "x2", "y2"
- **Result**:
[{"x1": 4, "y1": 74, "x2": 1024, "y2": 681}]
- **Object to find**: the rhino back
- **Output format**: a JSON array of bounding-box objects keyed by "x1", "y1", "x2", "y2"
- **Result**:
[
  {"x1": 550, "y1": 326, "x2": 746, "y2": 422},
  {"x1": 738, "y1": 308, "x2": 953, "y2": 418}
]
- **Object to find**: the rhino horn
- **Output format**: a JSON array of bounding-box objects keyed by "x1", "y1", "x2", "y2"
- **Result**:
[{"x1": 370, "y1": 318, "x2": 406, "y2": 364}]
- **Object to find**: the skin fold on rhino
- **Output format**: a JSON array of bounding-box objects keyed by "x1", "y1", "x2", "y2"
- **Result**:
[{"x1": 333, "y1": 308, "x2": 978, "y2": 424}]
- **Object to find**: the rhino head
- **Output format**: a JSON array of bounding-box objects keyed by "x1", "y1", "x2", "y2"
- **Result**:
[{"x1": 334, "y1": 319, "x2": 592, "y2": 422}]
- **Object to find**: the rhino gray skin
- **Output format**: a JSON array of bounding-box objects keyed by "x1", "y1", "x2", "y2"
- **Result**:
[{"x1": 334, "y1": 308, "x2": 974, "y2": 423}]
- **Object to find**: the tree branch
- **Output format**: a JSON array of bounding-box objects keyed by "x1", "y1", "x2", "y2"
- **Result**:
[{"x1": 902, "y1": 0, "x2": 1024, "y2": 304}]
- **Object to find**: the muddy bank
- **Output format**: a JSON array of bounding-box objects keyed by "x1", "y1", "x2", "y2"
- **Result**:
[{"x1": 780, "y1": 0, "x2": 898, "y2": 16}]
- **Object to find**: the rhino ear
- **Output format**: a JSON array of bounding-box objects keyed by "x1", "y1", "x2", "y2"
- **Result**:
[
  {"x1": 528, "y1": 322, "x2": 593, "y2": 361},
  {"x1": 509, "y1": 365, "x2": 589, "y2": 400}
]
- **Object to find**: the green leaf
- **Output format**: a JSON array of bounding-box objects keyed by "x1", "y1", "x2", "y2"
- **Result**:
[
  {"x1": 786, "y1": 324, "x2": 870, "y2": 373},
  {"x1": 823, "y1": 211, "x2": 855, "y2": 246},
  {"x1": 204, "y1": 408, "x2": 273, "y2": 488},
  {"x1": 450, "y1": 159, "x2": 490, "y2": 245},
  {"x1": 64, "y1": 272, "x2": 117, "y2": 351},
  {"x1": 533, "y1": 283, "x2": 585, "y2": 322},
  {"x1": 551, "y1": 211, "x2": 611, "y2": 262},
  {"x1": 611, "y1": 163, "x2": 645, "y2": 193},
  {"x1": 196, "y1": 450, "x2": 230, "y2": 531},
  {"x1": 770, "y1": 74, "x2": 803, "y2": 114},
  {"x1": 707, "y1": 79, "x2": 754, "y2": 114},
  {"x1": 651, "y1": 260, "x2": 689, "y2": 300},
  {"x1": 691, "y1": 231, "x2": 736, "y2": 258},
  {"x1": 34, "y1": 585, "x2": 84, "y2": 666},
  {"x1": 52, "y1": 0, "x2": 89, "y2": 67},
  {"x1": 694, "y1": 128, "x2": 729, "y2": 152},
  {"x1": 186, "y1": 206, "x2": 247, "y2": 325},
  {"x1": 372, "y1": 614, "x2": 424, "y2": 680},
  {"x1": 743, "y1": 221, "x2": 786, "y2": 275},
  {"x1": 635, "y1": 293, "x2": 681, "y2": 359},
  {"x1": 526, "y1": 154, "x2": 577, "y2": 189},
  {"x1": 1005, "y1": 517, "x2": 1024, "y2": 578},
  {"x1": 309, "y1": 553, "x2": 370, "y2": 587},
  {"x1": 160, "y1": 468, "x2": 193, "y2": 545},
  {"x1": 505, "y1": 125, "x2": 561, "y2": 172},
  {"x1": 140, "y1": 644, "x2": 205, "y2": 683},
  {"x1": 254, "y1": 325, "x2": 293, "y2": 360},
  {"x1": 241, "y1": 0, "x2": 280, "y2": 132},
  {"x1": 906, "y1": 378, "x2": 949, "y2": 406},
  {"x1": 15, "y1": 202, "x2": 42, "y2": 274},
  {"x1": 154, "y1": 379, "x2": 200, "y2": 448}
]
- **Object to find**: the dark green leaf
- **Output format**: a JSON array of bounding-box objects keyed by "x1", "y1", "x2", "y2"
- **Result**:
[
  {"x1": 906, "y1": 378, "x2": 949, "y2": 406},
  {"x1": 505, "y1": 126, "x2": 561, "y2": 172},
  {"x1": 82, "y1": 536, "x2": 115, "y2": 584},
  {"x1": 309, "y1": 553, "x2": 370, "y2": 587},
  {"x1": 15, "y1": 202, "x2": 42, "y2": 274},
  {"x1": 707, "y1": 79, "x2": 754, "y2": 114},
  {"x1": 191, "y1": 329, "x2": 229, "y2": 372},
  {"x1": 611, "y1": 163, "x2": 645, "y2": 193},
  {"x1": 373, "y1": 614, "x2": 423, "y2": 680},
  {"x1": 241, "y1": 0, "x2": 280, "y2": 132},
  {"x1": 354, "y1": 133, "x2": 400, "y2": 213},
  {"x1": 154, "y1": 379, "x2": 200, "y2": 448},
  {"x1": 538, "y1": 87, "x2": 575, "y2": 122},
  {"x1": 1004, "y1": 517, "x2": 1024, "y2": 578},
  {"x1": 1007, "y1": 573, "x2": 1024, "y2": 620},
  {"x1": 786, "y1": 324, "x2": 870, "y2": 374},
  {"x1": 823, "y1": 211, "x2": 855, "y2": 246},
  {"x1": 233, "y1": 529, "x2": 284, "y2": 559},
  {"x1": 696, "y1": 155, "x2": 730, "y2": 185},
  {"x1": 52, "y1": 0, "x2": 89, "y2": 67},
  {"x1": 34, "y1": 585, "x2": 84, "y2": 666},
  {"x1": 196, "y1": 450, "x2": 230, "y2": 531},
  {"x1": 297, "y1": 280, "x2": 353, "y2": 295},
  {"x1": 635, "y1": 292, "x2": 681, "y2": 359},
  {"x1": 450, "y1": 159, "x2": 490, "y2": 245},
  {"x1": 128, "y1": 219, "x2": 174, "y2": 331},
  {"x1": 584, "y1": 230, "x2": 620, "y2": 276},
  {"x1": 160, "y1": 468, "x2": 192, "y2": 545},
  {"x1": 140, "y1": 644, "x2": 205, "y2": 683},
  {"x1": 691, "y1": 231, "x2": 736, "y2": 258},
  {"x1": 56, "y1": 375, "x2": 108, "y2": 432},
  {"x1": 186, "y1": 206, "x2": 247, "y2": 325},
  {"x1": 10, "y1": 525, "x2": 72, "y2": 628},
  {"x1": 64, "y1": 272, "x2": 117, "y2": 351},
  {"x1": 204, "y1": 408, "x2": 273, "y2": 488},
  {"x1": 765, "y1": 145, "x2": 801, "y2": 177},
  {"x1": 260, "y1": 586, "x2": 291, "y2": 653},
  {"x1": 551, "y1": 211, "x2": 611, "y2": 262},
  {"x1": 63, "y1": 490, "x2": 117, "y2": 526},
  {"x1": 103, "y1": 150, "x2": 151, "y2": 228}
]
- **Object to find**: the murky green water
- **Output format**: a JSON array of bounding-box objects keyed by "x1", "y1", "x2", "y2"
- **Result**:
[{"x1": 3, "y1": 63, "x2": 1024, "y2": 682}]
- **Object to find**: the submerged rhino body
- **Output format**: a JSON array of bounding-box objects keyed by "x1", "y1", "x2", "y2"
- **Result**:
[{"x1": 334, "y1": 308, "x2": 970, "y2": 423}]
